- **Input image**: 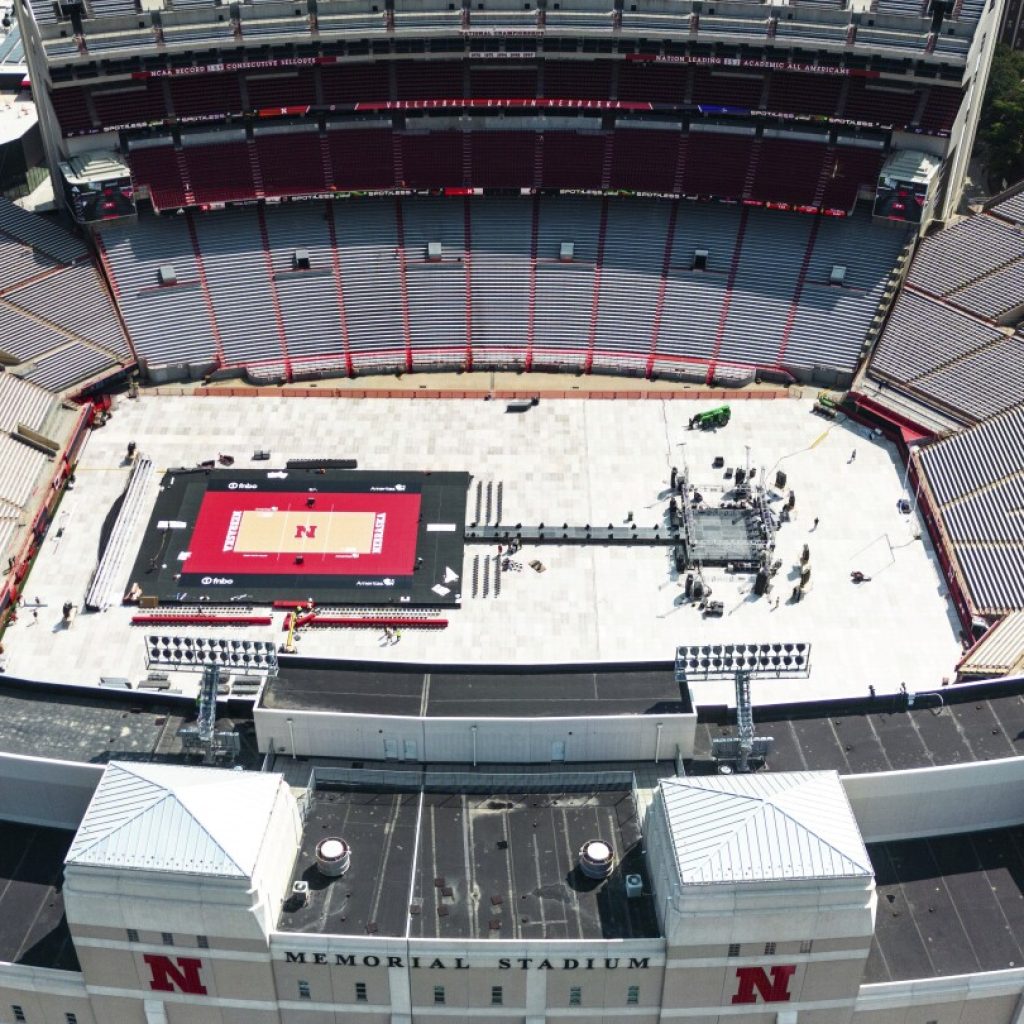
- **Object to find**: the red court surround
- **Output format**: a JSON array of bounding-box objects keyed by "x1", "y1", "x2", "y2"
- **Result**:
[{"x1": 182, "y1": 490, "x2": 422, "y2": 578}]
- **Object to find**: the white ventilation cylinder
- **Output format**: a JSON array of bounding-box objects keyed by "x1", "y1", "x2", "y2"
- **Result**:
[
  {"x1": 316, "y1": 837, "x2": 351, "y2": 877},
  {"x1": 579, "y1": 839, "x2": 614, "y2": 879}
]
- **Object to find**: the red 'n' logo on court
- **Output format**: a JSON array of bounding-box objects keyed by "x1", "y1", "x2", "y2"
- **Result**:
[
  {"x1": 294, "y1": 524, "x2": 318, "y2": 539},
  {"x1": 143, "y1": 954, "x2": 208, "y2": 995},
  {"x1": 731, "y1": 965, "x2": 796, "y2": 1004}
]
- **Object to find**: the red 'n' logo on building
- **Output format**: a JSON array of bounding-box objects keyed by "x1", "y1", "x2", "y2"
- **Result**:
[
  {"x1": 294, "y1": 524, "x2": 318, "y2": 539},
  {"x1": 731, "y1": 965, "x2": 796, "y2": 1004},
  {"x1": 143, "y1": 954, "x2": 208, "y2": 995}
]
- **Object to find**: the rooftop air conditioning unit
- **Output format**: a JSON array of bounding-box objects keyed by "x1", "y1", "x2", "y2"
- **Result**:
[
  {"x1": 625, "y1": 873, "x2": 643, "y2": 898},
  {"x1": 291, "y1": 880, "x2": 310, "y2": 906}
]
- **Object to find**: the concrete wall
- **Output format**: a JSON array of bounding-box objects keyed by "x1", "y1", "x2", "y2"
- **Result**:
[
  {"x1": 843, "y1": 756, "x2": 1024, "y2": 843},
  {"x1": 255, "y1": 706, "x2": 696, "y2": 764},
  {"x1": 0, "y1": 751, "x2": 102, "y2": 829}
]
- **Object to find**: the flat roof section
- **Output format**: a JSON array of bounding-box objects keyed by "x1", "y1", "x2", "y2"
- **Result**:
[
  {"x1": 0, "y1": 821, "x2": 78, "y2": 972},
  {"x1": 0, "y1": 679, "x2": 261, "y2": 766},
  {"x1": 866, "y1": 827, "x2": 1024, "y2": 982},
  {"x1": 278, "y1": 783, "x2": 658, "y2": 940},
  {"x1": 265, "y1": 660, "x2": 692, "y2": 718},
  {"x1": 690, "y1": 682, "x2": 1024, "y2": 774}
]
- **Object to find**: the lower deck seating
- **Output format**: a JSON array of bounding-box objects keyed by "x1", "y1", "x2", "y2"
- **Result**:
[{"x1": 100, "y1": 196, "x2": 905, "y2": 383}]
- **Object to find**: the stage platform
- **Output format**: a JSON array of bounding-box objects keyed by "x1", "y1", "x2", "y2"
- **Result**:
[{"x1": 129, "y1": 468, "x2": 469, "y2": 607}]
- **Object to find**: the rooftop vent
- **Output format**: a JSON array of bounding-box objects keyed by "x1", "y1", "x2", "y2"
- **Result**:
[
  {"x1": 693, "y1": 248, "x2": 709, "y2": 271},
  {"x1": 293, "y1": 248, "x2": 310, "y2": 271},
  {"x1": 559, "y1": 241, "x2": 575, "y2": 263},
  {"x1": 830, "y1": 265, "x2": 847, "y2": 287},
  {"x1": 316, "y1": 837, "x2": 351, "y2": 877},
  {"x1": 157, "y1": 264, "x2": 177, "y2": 286},
  {"x1": 291, "y1": 880, "x2": 310, "y2": 906},
  {"x1": 427, "y1": 241, "x2": 442, "y2": 262},
  {"x1": 578, "y1": 839, "x2": 614, "y2": 879},
  {"x1": 625, "y1": 873, "x2": 643, "y2": 898}
]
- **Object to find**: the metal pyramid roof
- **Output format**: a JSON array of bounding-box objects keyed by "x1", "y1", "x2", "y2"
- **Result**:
[
  {"x1": 660, "y1": 771, "x2": 872, "y2": 885},
  {"x1": 66, "y1": 762, "x2": 281, "y2": 877}
]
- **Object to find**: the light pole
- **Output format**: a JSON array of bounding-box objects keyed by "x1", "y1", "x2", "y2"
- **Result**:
[{"x1": 675, "y1": 642, "x2": 812, "y2": 772}]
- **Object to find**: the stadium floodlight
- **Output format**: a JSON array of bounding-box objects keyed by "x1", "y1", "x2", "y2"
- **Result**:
[
  {"x1": 676, "y1": 641, "x2": 811, "y2": 773},
  {"x1": 145, "y1": 634, "x2": 278, "y2": 675},
  {"x1": 674, "y1": 642, "x2": 810, "y2": 681}
]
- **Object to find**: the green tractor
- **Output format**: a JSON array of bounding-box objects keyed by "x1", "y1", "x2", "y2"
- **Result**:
[{"x1": 689, "y1": 405, "x2": 731, "y2": 430}]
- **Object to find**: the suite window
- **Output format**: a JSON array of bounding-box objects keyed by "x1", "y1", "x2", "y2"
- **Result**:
[
  {"x1": 491, "y1": 985, "x2": 503, "y2": 1005},
  {"x1": 728, "y1": 943, "x2": 741, "y2": 957},
  {"x1": 126, "y1": 929, "x2": 139, "y2": 943},
  {"x1": 161, "y1": 932, "x2": 174, "y2": 946},
  {"x1": 65, "y1": 1015, "x2": 78, "y2": 1024},
  {"x1": 298, "y1": 980, "x2": 311, "y2": 1000},
  {"x1": 355, "y1": 982, "x2": 367, "y2": 1002},
  {"x1": 197, "y1": 935, "x2": 209, "y2": 949},
  {"x1": 569, "y1": 986, "x2": 582, "y2": 1006},
  {"x1": 627, "y1": 985, "x2": 639, "y2": 1005},
  {"x1": 12, "y1": 1008, "x2": 26, "y2": 1023},
  {"x1": 800, "y1": 939, "x2": 814, "y2": 954},
  {"x1": 764, "y1": 941, "x2": 776, "y2": 955},
  {"x1": 434, "y1": 985, "x2": 446, "y2": 1004}
]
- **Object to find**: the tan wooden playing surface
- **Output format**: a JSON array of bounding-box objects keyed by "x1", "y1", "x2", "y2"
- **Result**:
[{"x1": 233, "y1": 509, "x2": 377, "y2": 554}]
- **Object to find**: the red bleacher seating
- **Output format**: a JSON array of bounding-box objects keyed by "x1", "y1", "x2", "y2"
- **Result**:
[
  {"x1": 470, "y1": 131, "x2": 536, "y2": 187},
  {"x1": 128, "y1": 144, "x2": 187, "y2": 211},
  {"x1": 170, "y1": 74, "x2": 243, "y2": 119},
  {"x1": 543, "y1": 60, "x2": 613, "y2": 99},
  {"x1": 469, "y1": 66, "x2": 538, "y2": 99},
  {"x1": 321, "y1": 63, "x2": 389, "y2": 104},
  {"x1": 49, "y1": 86, "x2": 94, "y2": 135},
  {"x1": 540, "y1": 131, "x2": 605, "y2": 189},
  {"x1": 617, "y1": 62, "x2": 688, "y2": 104},
  {"x1": 691, "y1": 69, "x2": 764, "y2": 108},
  {"x1": 749, "y1": 139, "x2": 825, "y2": 206},
  {"x1": 842, "y1": 79, "x2": 919, "y2": 128},
  {"x1": 818, "y1": 146, "x2": 885, "y2": 211},
  {"x1": 764, "y1": 72, "x2": 843, "y2": 118},
  {"x1": 608, "y1": 129, "x2": 680, "y2": 193},
  {"x1": 245, "y1": 69, "x2": 317, "y2": 110},
  {"x1": 395, "y1": 61, "x2": 464, "y2": 100},
  {"x1": 327, "y1": 128, "x2": 395, "y2": 189},
  {"x1": 184, "y1": 141, "x2": 255, "y2": 204},
  {"x1": 255, "y1": 131, "x2": 328, "y2": 196},
  {"x1": 91, "y1": 80, "x2": 167, "y2": 129},
  {"x1": 917, "y1": 86, "x2": 962, "y2": 133},
  {"x1": 681, "y1": 133, "x2": 755, "y2": 196},
  {"x1": 400, "y1": 132, "x2": 463, "y2": 188}
]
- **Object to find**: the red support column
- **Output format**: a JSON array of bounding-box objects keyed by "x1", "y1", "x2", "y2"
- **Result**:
[
  {"x1": 394, "y1": 196, "x2": 414, "y2": 373},
  {"x1": 705, "y1": 206, "x2": 749, "y2": 385},
  {"x1": 256, "y1": 205, "x2": 293, "y2": 380},
  {"x1": 774, "y1": 217, "x2": 820, "y2": 372},
  {"x1": 646, "y1": 199, "x2": 680, "y2": 379},
  {"x1": 184, "y1": 210, "x2": 227, "y2": 368},
  {"x1": 463, "y1": 196, "x2": 474, "y2": 372},
  {"x1": 525, "y1": 193, "x2": 541, "y2": 372},
  {"x1": 324, "y1": 200, "x2": 355, "y2": 378},
  {"x1": 583, "y1": 197, "x2": 609, "y2": 375}
]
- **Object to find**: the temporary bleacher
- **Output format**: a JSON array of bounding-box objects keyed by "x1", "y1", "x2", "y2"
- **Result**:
[
  {"x1": 917, "y1": 405, "x2": 1024, "y2": 614},
  {"x1": 84, "y1": 455, "x2": 153, "y2": 611},
  {"x1": 100, "y1": 196, "x2": 905, "y2": 384}
]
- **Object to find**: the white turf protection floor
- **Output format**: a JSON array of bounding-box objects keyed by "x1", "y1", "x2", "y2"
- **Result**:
[{"x1": 2, "y1": 393, "x2": 964, "y2": 707}]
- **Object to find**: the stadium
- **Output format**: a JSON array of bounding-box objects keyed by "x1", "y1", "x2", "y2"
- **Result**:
[{"x1": 0, "y1": 0, "x2": 1023, "y2": 1017}]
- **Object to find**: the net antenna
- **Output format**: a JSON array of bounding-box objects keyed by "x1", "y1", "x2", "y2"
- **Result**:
[{"x1": 675, "y1": 642, "x2": 812, "y2": 773}]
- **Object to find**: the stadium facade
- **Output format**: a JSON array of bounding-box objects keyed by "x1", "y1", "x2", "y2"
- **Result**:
[{"x1": 2, "y1": 0, "x2": 1024, "y2": 1021}]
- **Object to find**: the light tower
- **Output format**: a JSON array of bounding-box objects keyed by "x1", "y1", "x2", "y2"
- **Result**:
[{"x1": 675, "y1": 642, "x2": 812, "y2": 772}]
